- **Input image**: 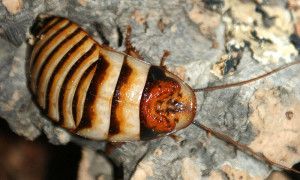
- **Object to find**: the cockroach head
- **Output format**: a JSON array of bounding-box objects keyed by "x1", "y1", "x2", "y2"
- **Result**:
[{"x1": 140, "y1": 66, "x2": 197, "y2": 136}]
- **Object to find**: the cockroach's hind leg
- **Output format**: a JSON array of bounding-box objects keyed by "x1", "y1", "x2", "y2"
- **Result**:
[
  {"x1": 124, "y1": 25, "x2": 143, "y2": 59},
  {"x1": 105, "y1": 142, "x2": 126, "y2": 154},
  {"x1": 168, "y1": 133, "x2": 181, "y2": 142},
  {"x1": 159, "y1": 50, "x2": 170, "y2": 68},
  {"x1": 95, "y1": 22, "x2": 110, "y2": 46}
]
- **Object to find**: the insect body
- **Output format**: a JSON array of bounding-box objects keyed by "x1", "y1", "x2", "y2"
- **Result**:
[
  {"x1": 28, "y1": 16, "x2": 196, "y2": 141},
  {"x1": 28, "y1": 15, "x2": 300, "y2": 173}
]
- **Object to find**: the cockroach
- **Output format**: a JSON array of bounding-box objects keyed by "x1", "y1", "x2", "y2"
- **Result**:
[{"x1": 28, "y1": 15, "x2": 300, "y2": 173}]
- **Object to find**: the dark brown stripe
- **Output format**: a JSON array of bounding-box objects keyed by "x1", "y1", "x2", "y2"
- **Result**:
[
  {"x1": 38, "y1": 18, "x2": 63, "y2": 37},
  {"x1": 58, "y1": 44, "x2": 97, "y2": 125},
  {"x1": 30, "y1": 21, "x2": 72, "y2": 73},
  {"x1": 31, "y1": 16, "x2": 61, "y2": 36},
  {"x1": 76, "y1": 56, "x2": 109, "y2": 130},
  {"x1": 45, "y1": 35, "x2": 89, "y2": 114},
  {"x1": 34, "y1": 28, "x2": 82, "y2": 94},
  {"x1": 109, "y1": 56, "x2": 132, "y2": 136},
  {"x1": 72, "y1": 62, "x2": 98, "y2": 126}
]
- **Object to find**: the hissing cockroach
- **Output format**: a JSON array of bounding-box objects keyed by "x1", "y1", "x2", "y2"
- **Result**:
[{"x1": 28, "y1": 15, "x2": 300, "y2": 173}]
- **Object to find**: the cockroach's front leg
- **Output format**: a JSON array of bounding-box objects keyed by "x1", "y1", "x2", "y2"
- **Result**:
[{"x1": 124, "y1": 25, "x2": 143, "y2": 59}]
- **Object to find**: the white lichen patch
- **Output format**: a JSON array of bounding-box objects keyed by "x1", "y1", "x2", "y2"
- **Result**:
[
  {"x1": 78, "y1": 148, "x2": 95, "y2": 180},
  {"x1": 2, "y1": 0, "x2": 22, "y2": 14},
  {"x1": 131, "y1": 10, "x2": 147, "y2": 26},
  {"x1": 188, "y1": 3, "x2": 221, "y2": 38},
  {"x1": 173, "y1": 66, "x2": 187, "y2": 80},
  {"x1": 208, "y1": 170, "x2": 224, "y2": 180},
  {"x1": 249, "y1": 88, "x2": 300, "y2": 168},
  {"x1": 221, "y1": 164, "x2": 265, "y2": 180},
  {"x1": 53, "y1": 127, "x2": 71, "y2": 145},
  {"x1": 267, "y1": 170, "x2": 291, "y2": 180},
  {"x1": 211, "y1": 61, "x2": 225, "y2": 79},
  {"x1": 154, "y1": 149, "x2": 163, "y2": 157},
  {"x1": 181, "y1": 157, "x2": 201, "y2": 180},
  {"x1": 223, "y1": 0, "x2": 298, "y2": 65},
  {"x1": 78, "y1": 148, "x2": 113, "y2": 180},
  {"x1": 77, "y1": 0, "x2": 86, "y2": 7},
  {"x1": 131, "y1": 161, "x2": 154, "y2": 180}
]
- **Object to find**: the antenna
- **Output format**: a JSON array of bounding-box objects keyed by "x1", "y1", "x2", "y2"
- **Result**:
[
  {"x1": 193, "y1": 61, "x2": 300, "y2": 92},
  {"x1": 192, "y1": 121, "x2": 300, "y2": 173}
]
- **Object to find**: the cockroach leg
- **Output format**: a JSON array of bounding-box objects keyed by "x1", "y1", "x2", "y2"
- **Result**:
[
  {"x1": 159, "y1": 50, "x2": 170, "y2": 68},
  {"x1": 124, "y1": 25, "x2": 143, "y2": 59},
  {"x1": 106, "y1": 142, "x2": 126, "y2": 154},
  {"x1": 168, "y1": 134, "x2": 181, "y2": 142}
]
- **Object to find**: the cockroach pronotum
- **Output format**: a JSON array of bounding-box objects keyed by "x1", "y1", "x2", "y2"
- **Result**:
[{"x1": 27, "y1": 15, "x2": 300, "y2": 173}]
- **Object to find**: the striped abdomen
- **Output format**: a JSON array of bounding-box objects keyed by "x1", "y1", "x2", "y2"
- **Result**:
[{"x1": 29, "y1": 16, "x2": 196, "y2": 141}]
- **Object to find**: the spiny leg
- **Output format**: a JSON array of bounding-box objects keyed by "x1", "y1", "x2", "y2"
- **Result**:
[
  {"x1": 159, "y1": 50, "x2": 170, "y2": 67},
  {"x1": 125, "y1": 25, "x2": 171, "y2": 68},
  {"x1": 106, "y1": 142, "x2": 126, "y2": 154},
  {"x1": 125, "y1": 25, "x2": 143, "y2": 59}
]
